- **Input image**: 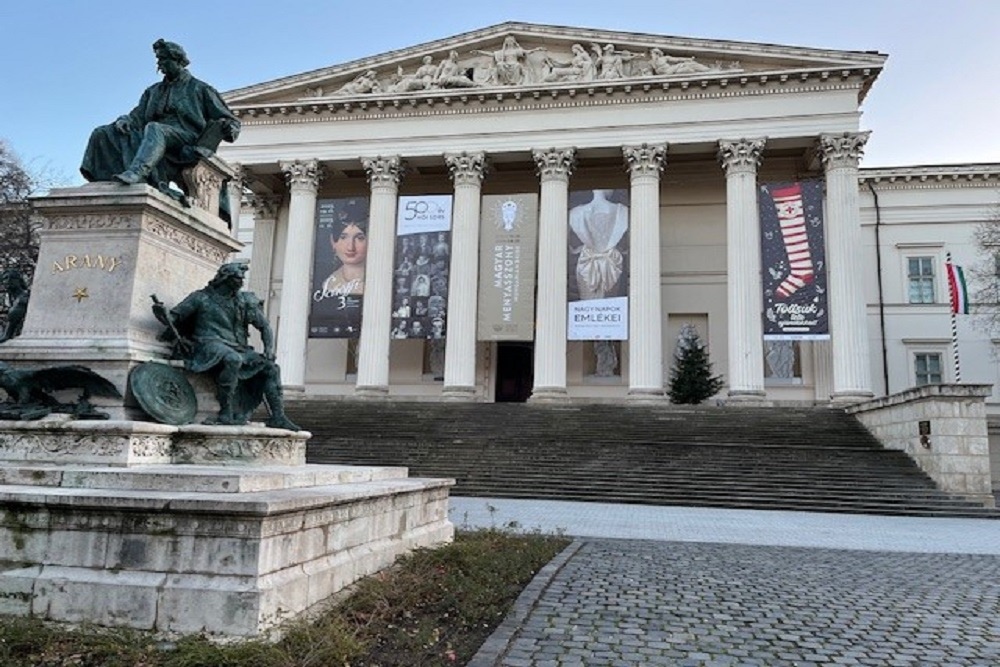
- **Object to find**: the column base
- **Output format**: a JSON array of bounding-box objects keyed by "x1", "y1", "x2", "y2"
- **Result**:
[
  {"x1": 725, "y1": 389, "x2": 769, "y2": 406},
  {"x1": 830, "y1": 390, "x2": 874, "y2": 406},
  {"x1": 527, "y1": 387, "x2": 570, "y2": 404},
  {"x1": 441, "y1": 386, "x2": 477, "y2": 401},
  {"x1": 352, "y1": 385, "x2": 390, "y2": 400},
  {"x1": 281, "y1": 384, "x2": 306, "y2": 395},
  {"x1": 627, "y1": 388, "x2": 665, "y2": 403}
]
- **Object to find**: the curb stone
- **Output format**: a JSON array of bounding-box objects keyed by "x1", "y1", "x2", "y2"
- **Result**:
[{"x1": 465, "y1": 539, "x2": 584, "y2": 667}]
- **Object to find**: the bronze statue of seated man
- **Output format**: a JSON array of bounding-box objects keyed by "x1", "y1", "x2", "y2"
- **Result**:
[
  {"x1": 152, "y1": 263, "x2": 299, "y2": 431},
  {"x1": 80, "y1": 39, "x2": 240, "y2": 212}
]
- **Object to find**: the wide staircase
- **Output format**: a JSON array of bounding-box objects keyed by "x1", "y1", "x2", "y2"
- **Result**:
[{"x1": 291, "y1": 401, "x2": 999, "y2": 518}]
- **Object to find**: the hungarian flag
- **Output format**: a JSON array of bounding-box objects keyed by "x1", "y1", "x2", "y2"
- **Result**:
[{"x1": 946, "y1": 261, "x2": 969, "y2": 315}]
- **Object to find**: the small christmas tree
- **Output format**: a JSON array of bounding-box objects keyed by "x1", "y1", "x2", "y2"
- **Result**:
[{"x1": 668, "y1": 324, "x2": 724, "y2": 404}]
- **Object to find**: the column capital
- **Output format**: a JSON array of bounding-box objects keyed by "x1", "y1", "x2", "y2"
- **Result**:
[
  {"x1": 445, "y1": 151, "x2": 489, "y2": 187},
  {"x1": 228, "y1": 162, "x2": 248, "y2": 189},
  {"x1": 818, "y1": 131, "x2": 870, "y2": 170},
  {"x1": 279, "y1": 159, "x2": 323, "y2": 192},
  {"x1": 248, "y1": 193, "x2": 283, "y2": 220},
  {"x1": 718, "y1": 138, "x2": 766, "y2": 176},
  {"x1": 623, "y1": 143, "x2": 668, "y2": 179},
  {"x1": 532, "y1": 148, "x2": 576, "y2": 183},
  {"x1": 361, "y1": 155, "x2": 405, "y2": 188}
]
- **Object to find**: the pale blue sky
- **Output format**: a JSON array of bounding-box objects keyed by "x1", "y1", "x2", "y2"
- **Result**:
[{"x1": 3, "y1": 0, "x2": 998, "y2": 185}]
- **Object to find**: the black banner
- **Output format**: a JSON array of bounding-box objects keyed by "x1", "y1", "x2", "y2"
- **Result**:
[
  {"x1": 758, "y1": 180, "x2": 829, "y2": 339},
  {"x1": 309, "y1": 198, "x2": 369, "y2": 338}
]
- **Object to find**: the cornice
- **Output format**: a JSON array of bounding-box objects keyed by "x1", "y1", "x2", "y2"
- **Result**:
[
  {"x1": 859, "y1": 164, "x2": 1000, "y2": 189},
  {"x1": 232, "y1": 71, "x2": 870, "y2": 126}
]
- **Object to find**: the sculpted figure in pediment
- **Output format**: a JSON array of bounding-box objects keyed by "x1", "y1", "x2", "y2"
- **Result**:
[
  {"x1": 333, "y1": 70, "x2": 382, "y2": 96},
  {"x1": 647, "y1": 48, "x2": 717, "y2": 76},
  {"x1": 594, "y1": 43, "x2": 644, "y2": 80},
  {"x1": 542, "y1": 43, "x2": 597, "y2": 83},
  {"x1": 434, "y1": 50, "x2": 478, "y2": 89},
  {"x1": 473, "y1": 36, "x2": 545, "y2": 86}
]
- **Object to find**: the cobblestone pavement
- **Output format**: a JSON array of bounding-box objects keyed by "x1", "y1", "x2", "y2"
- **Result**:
[{"x1": 473, "y1": 539, "x2": 1000, "y2": 667}]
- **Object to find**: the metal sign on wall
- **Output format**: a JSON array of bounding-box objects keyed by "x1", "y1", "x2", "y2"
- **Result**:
[
  {"x1": 477, "y1": 194, "x2": 539, "y2": 341},
  {"x1": 758, "y1": 180, "x2": 830, "y2": 340}
]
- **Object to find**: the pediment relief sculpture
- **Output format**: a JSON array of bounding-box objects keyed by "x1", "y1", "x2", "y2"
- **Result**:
[{"x1": 314, "y1": 37, "x2": 741, "y2": 99}]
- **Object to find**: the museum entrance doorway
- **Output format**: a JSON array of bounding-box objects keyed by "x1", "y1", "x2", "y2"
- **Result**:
[{"x1": 495, "y1": 342, "x2": 533, "y2": 402}]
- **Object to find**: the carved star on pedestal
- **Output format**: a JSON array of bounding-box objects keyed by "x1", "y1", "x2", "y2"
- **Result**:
[{"x1": 72, "y1": 287, "x2": 89, "y2": 303}]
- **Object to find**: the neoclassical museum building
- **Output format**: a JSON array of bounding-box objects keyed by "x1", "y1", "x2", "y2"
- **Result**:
[{"x1": 218, "y1": 22, "x2": 1000, "y2": 428}]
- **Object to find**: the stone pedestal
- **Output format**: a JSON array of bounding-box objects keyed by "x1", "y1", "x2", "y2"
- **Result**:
[
  {"x1": 3, "y1": 183, "x2": 243, "y2": 418},
  {"x1": 0, "y1": 418, "x2": 454, "y2": 637},
  {"x1": 0, "y1": 179, "x2": 456, "y2": 638}
]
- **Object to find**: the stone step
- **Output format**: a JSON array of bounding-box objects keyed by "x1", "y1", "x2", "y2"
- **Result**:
[{"x1": 0, "y1": 463, "x2": 410, "y2": 494}]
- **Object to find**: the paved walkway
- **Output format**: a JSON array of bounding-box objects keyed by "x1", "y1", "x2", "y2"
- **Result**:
[{"x1": 452, "y1": 498, "x2": 1000, "y2": 666}]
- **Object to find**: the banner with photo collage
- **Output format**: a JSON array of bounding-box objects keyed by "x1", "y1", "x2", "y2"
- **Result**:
[
  {"x1": 567, "y1": 189, "x2": 630, "y2": 340},
  {"x1": 758, "y1": 180, "x2": 830, "y2": 339},
  {"x1": 308, "y1": 197, "x2": 370, "y2": 338},
  {"x1": 390, "y1": 195, "x2": 453, "y2": 340},
  {"x1": 477, "y1": 193, "x2": 539, "y2": 341}
]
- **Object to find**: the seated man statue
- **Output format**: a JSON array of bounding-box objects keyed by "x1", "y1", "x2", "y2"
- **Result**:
[
  {"x1": 152, "y1": 263, "x2": 299, "y2": 430},
  {"x1": 80, "y1": 39, "x2": 240, "y2": 209}
]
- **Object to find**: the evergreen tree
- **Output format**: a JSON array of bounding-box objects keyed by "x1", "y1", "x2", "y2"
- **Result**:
[{"x1": 668, "y1": 324, "x2": 724, "y2": 404}]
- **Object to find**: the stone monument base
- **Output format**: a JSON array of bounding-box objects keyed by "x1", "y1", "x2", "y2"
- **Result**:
[{"x1": 0, "y1": 417, "x2": 454, "y2": 636}]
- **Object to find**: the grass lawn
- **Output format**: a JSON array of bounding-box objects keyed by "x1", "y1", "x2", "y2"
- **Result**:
[{"x1": 0, "y1": 528, "x2": 569, "y2": 667}]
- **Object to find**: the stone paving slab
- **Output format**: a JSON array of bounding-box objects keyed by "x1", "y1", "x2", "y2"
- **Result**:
[
  {"x1": 474, "y1": 538, "x2": 1000, "y2": 667},
  {"x1": 457, "y1": 498, "x2": 1000, "y2": 666},
  {"x1": 449, "y1": 497, "x2": 1000, "y2": 554}
]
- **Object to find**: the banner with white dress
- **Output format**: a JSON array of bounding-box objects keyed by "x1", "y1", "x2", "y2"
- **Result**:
[
  {"x1": 308, "y1": 197, "x2": 369, "y2": 338},
  {"x1": 391, "y1": 195, "x2": 453, "y2": 340},
  {"x1": 758, "y1": 180, "x2": 830, "y2": 339},
  {"x1": 477, "y1": 193, "x2": 539, "y2": 341},
  {"x1": 567, "y1": 189, "x2": 630, "y2": 340}
]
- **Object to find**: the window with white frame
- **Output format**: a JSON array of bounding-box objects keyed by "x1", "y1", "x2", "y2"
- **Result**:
[
  {"x1": 914, "y1": 352, "x2": 943, "y2": 386},
  {"x1": 907, "y1": 256, "x2": 936, "y2": 304}
]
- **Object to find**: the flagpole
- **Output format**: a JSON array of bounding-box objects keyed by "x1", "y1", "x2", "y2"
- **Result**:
[{"x1": 946, "y1": 252, "x2": 961, "y2": 382}]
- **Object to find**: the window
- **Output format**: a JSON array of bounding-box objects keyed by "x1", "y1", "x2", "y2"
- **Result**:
[
  {"x1": 907, "y1": 257, "x2": 935, "y2": 304},
  {"x1": 914, "y1": 352, "x2": 942, "y2": 386}
]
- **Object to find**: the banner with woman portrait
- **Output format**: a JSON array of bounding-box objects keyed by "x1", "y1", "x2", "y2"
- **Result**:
[
  {"x1": 391, "y1": 195, "x2": 453, "y2": 340},
  {"x1": 758, "y1": 180, "x2": 829, "y2": 339},
  {"x1": 309, "y1": 197, "x2": 370, "y2": 338},
  {"x1": 567, "y1": 189, "x2": 630, "y2": 340}
]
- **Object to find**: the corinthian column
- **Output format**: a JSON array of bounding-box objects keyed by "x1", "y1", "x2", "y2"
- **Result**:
[
  {"x1": 276, "y1": 159, "x2": 322, "y2": 391},
  {"x1": 530, "y1": 148, "x2": 576, "y2": 402},
  {"x1": 443, "y1": 152, "x2": 488, "y2": 400},
  {"x1": 718, "y1": 138, "x2": 767, "y2": 402},
  {"x1": 819, "y1": 132, "x2": 873, "y2": 403},
  {"x1": 623, "y1": 143, "x2": 667, "y2": 399},
  {"x1": 246, "y1": 193, "x2": 282, "y2": 314},
  {"x1": 355, "y1": 156, "x2": 404, "y2": 397},
  {"x1": 225, "y1": 163, "x2": 247, "y2": 235}
]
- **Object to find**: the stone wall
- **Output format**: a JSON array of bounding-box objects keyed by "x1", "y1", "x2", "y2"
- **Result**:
[{"x1": 847, "y1": 384, "x2": 994, "y2": 506}]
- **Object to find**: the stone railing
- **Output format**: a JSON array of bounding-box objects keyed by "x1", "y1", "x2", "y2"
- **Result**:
[{"x1": 846, "y1": 384, "x2": 994, "y2": 506}]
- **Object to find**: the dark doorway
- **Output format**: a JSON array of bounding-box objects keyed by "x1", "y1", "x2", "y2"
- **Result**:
[{"x1": 495, "y1": 342, "x2": 534, "y2": 402}]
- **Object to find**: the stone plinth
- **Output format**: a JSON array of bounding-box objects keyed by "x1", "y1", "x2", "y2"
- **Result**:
[
  {"x1": 847, "y1": 384, "x2": 995, "y2": 506},
  {"x1": 0, "y1": 420, "x2": 454, "y2": 637},
  {"x1": 2, "y1": 183, "x2": 243, "y2": 418}
]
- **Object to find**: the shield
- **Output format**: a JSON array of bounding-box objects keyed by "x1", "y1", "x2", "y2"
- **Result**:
[{"x1": 129, "y1": 362, "x2": 197, "y2": 425}]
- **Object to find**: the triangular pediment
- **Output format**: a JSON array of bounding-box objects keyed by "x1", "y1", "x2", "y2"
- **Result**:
[{"x1": 225, "y1": 22, "x2": 886, "y2": 107}]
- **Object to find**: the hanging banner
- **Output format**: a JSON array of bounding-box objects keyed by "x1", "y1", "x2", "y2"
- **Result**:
[
  {"x1": 567, "y1": 189, "x2": 630, "y2": 341},
  {"x1": 391, "y1": 194, "x2": 453, "y2": 340},
  {"x1": 477, "y1": 194, "x2": 539, "y2": 341},
  {"x1": 758, "y1": 180, "x2": 830, "y2": 339},
  {"x1": 309, "y1": 197, "x2": 369, "y2": 338}
]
